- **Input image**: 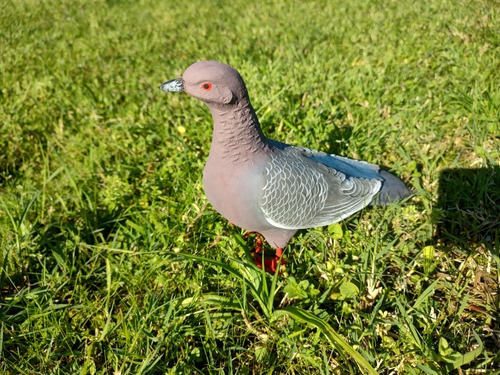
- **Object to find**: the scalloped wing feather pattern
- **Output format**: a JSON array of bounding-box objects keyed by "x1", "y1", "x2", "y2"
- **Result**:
[{"x1": 260, "y1": 147, "x2": 382, "y2": 230}]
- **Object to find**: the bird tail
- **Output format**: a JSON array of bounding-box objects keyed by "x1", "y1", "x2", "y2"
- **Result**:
[{"x1": 371, "y1": 170, "x2": 412, "y2": 205}]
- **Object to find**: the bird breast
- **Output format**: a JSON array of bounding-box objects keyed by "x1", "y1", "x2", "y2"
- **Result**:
[{"x1": 202, "y1": 156, "x2": 269, "y2": 232}]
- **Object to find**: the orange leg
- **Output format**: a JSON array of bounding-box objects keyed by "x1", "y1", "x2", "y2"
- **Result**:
[{"x1": 243, "y1": 231, "x2": 286, "y2": 273}]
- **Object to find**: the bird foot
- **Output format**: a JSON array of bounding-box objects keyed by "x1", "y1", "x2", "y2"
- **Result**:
[
  {"x1": 243, "y1": 231, "x2": 285, "y2": 273},
  {"x1": 253, "y1": 247, "x2": 285, "y2": 274}
]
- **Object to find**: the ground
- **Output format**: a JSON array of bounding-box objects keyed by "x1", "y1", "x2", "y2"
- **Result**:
[{"x1": 0, "y1": 0, "x2": 499, "y2": 373}]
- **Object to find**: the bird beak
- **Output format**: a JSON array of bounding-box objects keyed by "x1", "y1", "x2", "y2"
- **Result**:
[{"x1": 160, "y1": 78, "x2": 184, "y2": 92}]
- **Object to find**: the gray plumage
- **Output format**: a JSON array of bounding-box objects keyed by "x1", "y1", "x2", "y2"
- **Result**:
[{"x1": 160, "y1": 61, "x2": 412, "y2": 249}]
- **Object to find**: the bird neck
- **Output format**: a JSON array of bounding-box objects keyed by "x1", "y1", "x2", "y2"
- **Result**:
[{"x1": 207, "y1": 99, "x2": 271, "y2": 164}]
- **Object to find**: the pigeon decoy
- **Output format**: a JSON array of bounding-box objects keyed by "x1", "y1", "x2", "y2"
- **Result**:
[{"x1": 160, "y1": 61, "x2": 411, "y2": 272}]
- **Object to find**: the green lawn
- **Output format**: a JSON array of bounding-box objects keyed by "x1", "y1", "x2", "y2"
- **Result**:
[{"x1": 1, "y1": 0, "x2": 499, "y2": 373}]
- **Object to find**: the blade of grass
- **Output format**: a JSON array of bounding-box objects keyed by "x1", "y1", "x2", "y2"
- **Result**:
[
  {"x1": 274, "y1": 306, "x2": 378, "y2": 375},
  {"x1": 165, "y1": 250, "x2": 273, "y2": 317},
  {"x1": 411, "y1": 278, "x2": 440, "y2": 311}
]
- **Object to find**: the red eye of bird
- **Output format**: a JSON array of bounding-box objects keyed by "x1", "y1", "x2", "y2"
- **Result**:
[{"x1": 201, "y1": 82, "x2": 212, "y2": 91}]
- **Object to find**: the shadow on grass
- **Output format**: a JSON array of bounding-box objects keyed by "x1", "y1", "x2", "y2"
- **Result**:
[
  {"x1": 433, "y1": 166, "x2": 499, "y2": 249},
  {"x1": 321, "y1": 124, "x2": 354, "y2": 156}
]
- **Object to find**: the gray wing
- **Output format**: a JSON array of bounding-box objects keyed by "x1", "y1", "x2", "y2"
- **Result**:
[{"x1": 259, "y1": 145, "x2": 382, "y2": 230}]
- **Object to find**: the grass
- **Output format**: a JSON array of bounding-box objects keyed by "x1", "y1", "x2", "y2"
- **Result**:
[{"x1": 0, "y1": 0, "x2": 499, "y2": 373}]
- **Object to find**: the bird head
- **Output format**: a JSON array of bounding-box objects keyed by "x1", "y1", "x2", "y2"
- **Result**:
[{"x1": 160, "y1": 61, "x2": 249, "y2": 106}]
